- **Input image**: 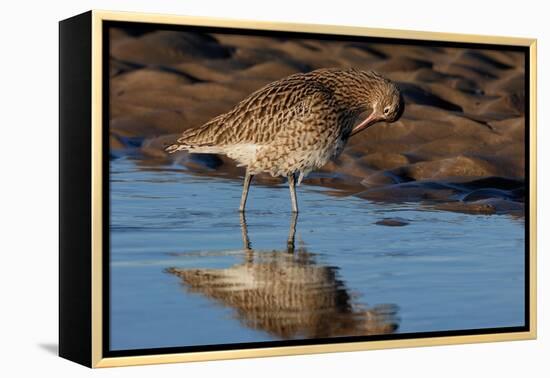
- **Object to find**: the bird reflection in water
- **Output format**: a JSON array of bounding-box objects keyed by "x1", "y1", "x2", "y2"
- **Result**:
[{"x1": 166, "y1": 213, "x2": 399, "y2": 339}]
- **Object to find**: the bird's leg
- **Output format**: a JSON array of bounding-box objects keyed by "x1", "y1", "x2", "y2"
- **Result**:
[
  {"x1": 239, "y1": 212, "x2": 254, "y2": 264},
  {"x1": 239, "y1": 211, "x2": 251, "y2": 251},
  {"x1": 288, "y1": 172, "x2": 299, "y2": 213},
  {"x1": 287, "y1": 211, "x2": 298, "y2": 253},
  {"x1": 239, "y1": 172, "x2": 253, "y2": 212}
]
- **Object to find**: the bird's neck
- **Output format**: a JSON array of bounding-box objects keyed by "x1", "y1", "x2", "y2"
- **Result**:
[{"x1": 338, "y1": 109, "x2": 365, "y2": 138}]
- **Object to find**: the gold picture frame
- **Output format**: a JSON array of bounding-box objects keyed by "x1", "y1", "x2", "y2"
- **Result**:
[{"x1": 59, "y1": 9, "x2": 537, "y2": 368}]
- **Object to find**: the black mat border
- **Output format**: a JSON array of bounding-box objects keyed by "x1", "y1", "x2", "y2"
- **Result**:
[{"x1": 101, "y1": 19, "x2": 531, "y2": 359}]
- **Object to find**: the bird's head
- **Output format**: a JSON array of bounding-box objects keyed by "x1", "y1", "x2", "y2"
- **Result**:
[{"x1": 349, "y1": 70, "x2": 405, "y2": 136}]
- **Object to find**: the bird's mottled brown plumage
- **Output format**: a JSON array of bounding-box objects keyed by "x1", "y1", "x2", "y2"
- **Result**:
[{"x1": 166, "y1": 67, "x2": 404, "y2": 212}]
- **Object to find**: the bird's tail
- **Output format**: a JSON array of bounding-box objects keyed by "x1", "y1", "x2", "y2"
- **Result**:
[
  {"x1": 165, "y1": 115, "x2": 225, "y2": 154},
  {"x1": 164, "y1": 143, "x2": 189, "y2": 154},
  {"x1": 164, "y1": 141, "x2": 221, "y2": 154}
]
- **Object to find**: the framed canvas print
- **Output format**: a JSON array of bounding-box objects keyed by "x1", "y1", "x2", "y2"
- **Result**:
[{"x1": 59, "y1": 10, "x2": 537, "y2": 368}]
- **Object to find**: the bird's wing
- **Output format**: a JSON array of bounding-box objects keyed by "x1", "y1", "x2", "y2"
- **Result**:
[
  {"x1": 168, "y1": 73, "x2": 335, "y2": 150},
  {"x1": 248, "y1": 90, "x2": 341, "y2": 178}
]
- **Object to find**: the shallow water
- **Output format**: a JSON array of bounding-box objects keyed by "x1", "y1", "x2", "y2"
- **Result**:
[{"x1": 109, "y1": 157, "x2": 525, "y2": 351}]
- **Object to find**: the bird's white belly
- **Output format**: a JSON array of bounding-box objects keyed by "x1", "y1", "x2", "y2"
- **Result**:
[
  {"x1": 224, "y1": 136, "x2": 346, "y2": 183},
  {"x1": 224, "y1": 143, "x2": 259, "y2": 167}
]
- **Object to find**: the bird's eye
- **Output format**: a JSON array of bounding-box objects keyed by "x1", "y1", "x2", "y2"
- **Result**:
[{"x1": 384, "y1": 107, "x2": 390, "y2": 115}]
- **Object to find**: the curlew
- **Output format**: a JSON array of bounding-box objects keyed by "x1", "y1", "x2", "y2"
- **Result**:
[{"x1": 165, "y1": 67, "x2": 404, "y2": 213}]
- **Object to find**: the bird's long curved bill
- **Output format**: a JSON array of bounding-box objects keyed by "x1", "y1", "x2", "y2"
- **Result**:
[{"x1": 351, "y1": 112, "x2": 378, "y2": 136}]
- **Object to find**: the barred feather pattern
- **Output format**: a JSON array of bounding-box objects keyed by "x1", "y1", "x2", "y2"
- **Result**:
[{"x1": 165, "y1": 68, "x2": 403, "y2": 182}]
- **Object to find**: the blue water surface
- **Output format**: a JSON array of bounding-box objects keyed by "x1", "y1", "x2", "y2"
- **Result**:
[{"x1": 109, "y1": 157, "x2": 525, "y2": 351}]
